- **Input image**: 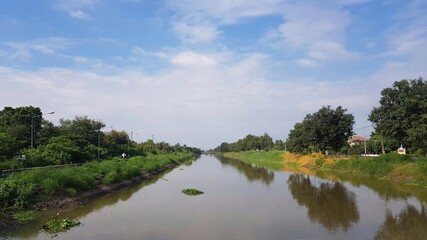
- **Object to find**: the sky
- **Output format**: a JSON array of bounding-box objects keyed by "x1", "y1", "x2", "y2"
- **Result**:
[{"x1": 0, "y1": 0, "x2": 426, "y2": 150}]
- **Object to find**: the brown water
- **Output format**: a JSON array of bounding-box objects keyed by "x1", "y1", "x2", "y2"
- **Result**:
[{"x1": 2, "y1": 154, "x2": 427, "y2": 240}]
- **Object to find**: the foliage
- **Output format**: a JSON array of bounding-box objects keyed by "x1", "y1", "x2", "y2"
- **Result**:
[
  {"x1": 0, "y1": 133, "x2": 19, "y2": 160},
  {"x1": 369, "y1": 78, "x2": 427, "y2": 153},
  {"x1": 287, "y1": 106, "x2": 354, "y2": 154},
  {"x1": 20, "y1": 136, "x2": 81, "y2": 166},
  {"x1": 181, "y1": 188, "x2": 204, "y2": 196},
  {"x1": 103, "y1": 130, "x2": 130, "y2": 157},
  {"x1": 12, "y1": 210, "x2": 37, "y2": 224},
  {"x1": 0, "y1": 152, "x2": 195, "y2": 212},
  {"x1": 214, "y1": 133, "x2": 274, "y2": 152},
  {"x1": 0, "y1": 106, "x2": 43, "y2": 149},
  {"x1": 42, "y1": 218, "x2": 80, "y2": 233},
  {"x1": 223, "y1": 151, "x2": 284, "y2": 170}
]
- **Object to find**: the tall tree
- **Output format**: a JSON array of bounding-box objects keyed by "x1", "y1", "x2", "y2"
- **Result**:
[
  {"x1": 59, "y1": 116, "x2": 105, "y2": 148},
  {"x1": 0, "y1": 106, "x2": 42, "y2": 148},
  {"x1": 287, "y1": 106, "x2": 354, "y2": 153},
  {"x1": 103, "y1": 130, "x2": 130, "y2": 157},
  {"x1": 369, "y1": 78, "x2": 427, "y2": 153},
  {"x1": 58, "y1": 116, "x2": 105, "y2": 161}
]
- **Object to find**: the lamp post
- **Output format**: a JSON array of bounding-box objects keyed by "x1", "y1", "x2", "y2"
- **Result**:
[{"x1": 31, "y1": 111, "x2": 54, "y2": 149}]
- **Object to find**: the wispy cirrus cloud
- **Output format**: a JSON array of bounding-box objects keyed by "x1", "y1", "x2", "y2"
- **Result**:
[
  {"x1": 167, "y1": 0, "x2": 365, "y2": 62},
  {"x1": 172, "y1": 20, "x2": 220, "y2": 44},
  {"x1": 0, "y1": 49, "x2": 379, "y2": 148},
  {"x1": 51, "y1": 0, "x2": 97, "y2": 10},
  {"x1": 69, "y1": 10, "x2": 92, "y2": 21},
  {"x1": 167, "y1": 0, "x2": 286, "y2": 24},
  {"x1": 266, "y1": 1, "x2": 361, "y2": 67},
  {"x1": 50, "y1": 0, "x2": 96, "y2": 20},
  {"x1": 2, "y1": 37, "x2": 74, "y2": 61}
]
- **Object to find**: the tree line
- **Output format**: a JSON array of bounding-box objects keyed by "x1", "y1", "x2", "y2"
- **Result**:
[
  {"x1": 215, "y1": 77, "x2": 426, "y2": 155},
  {"x1": 213, "y1": 133, "x2": 285, "y2": 152},
  {"x1": 0, "y1": 108, "x2": 201, "y2": 169}
]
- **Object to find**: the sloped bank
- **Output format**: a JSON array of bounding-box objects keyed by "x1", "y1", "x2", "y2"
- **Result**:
[
  {"x1": 222, "y1": 151, "x2": 427, "y2": 186},
  {"x1": 0, "y1": 152, "x2": 197, "y2": 232}
]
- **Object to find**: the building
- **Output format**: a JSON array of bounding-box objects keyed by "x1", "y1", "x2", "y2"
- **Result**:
[{"x1": 348, "y1": 136, "x2": 369, "y2": 146}]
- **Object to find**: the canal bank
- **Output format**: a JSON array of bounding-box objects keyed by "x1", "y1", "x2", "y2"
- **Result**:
[
  {"x1": 3, "y1": 154, "x2": 427, "y2": 240},
  {"x1": 222, "y1": 151, "x2": 427, "y2": 187},
  {"x1": 0, "y1": 152, "x2": 198, "y2": 232}
]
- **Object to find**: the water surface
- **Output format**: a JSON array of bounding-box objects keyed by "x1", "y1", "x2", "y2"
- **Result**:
[{"x1": 2, "y1": 154, "x2": 427, "y2": 240}]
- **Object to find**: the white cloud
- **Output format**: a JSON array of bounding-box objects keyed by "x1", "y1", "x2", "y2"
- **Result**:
[
  {"x1": 52, "y1": 0, "x2": 97, "y2": 11},
  {"x1": 173, "y1": 20, "x2": 219, "y2": 44},
  {"x1": 0, "y1": 50, "x2": 384, "y2": 149},
  {"x1": 9, "y1": 49, "x2": 32, "y2": 61},
  {"x1": 69, "y1": 10, "x2": 92, "y2": 21},
  {"x1": 170, "y1": 51, "x2": 218, "y2": 67},
  {"x1": 271, "y1": 2, "x2": 360, "y2": 63},
  {"x1": 2, "y1": 38, "x2": 74, "y2": 61},
  {"x1": 51, "y1": 0, "x2": 96, "y2": 20},
  {"x1": 297, "y1": 58, "x2": 319, "y2": 68},
  {"x1": 168, "y1": 0, "x2": 286, "y2": 24},
  {"x1": 308, "y1": 41, "x2": 359, "y2": 61},
  {"x1": 132, "y1": 47, "x2": 146, "y2": 56},
  {"x1": 383, "y1": 1, "x2": 427, "y2": 56}
]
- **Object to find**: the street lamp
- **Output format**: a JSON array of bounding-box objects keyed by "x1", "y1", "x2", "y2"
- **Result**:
[{"x1": 31, "y1": 111, "x2": 55, "y2": 149}]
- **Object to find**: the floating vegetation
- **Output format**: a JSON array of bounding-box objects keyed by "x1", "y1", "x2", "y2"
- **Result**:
[
  {"x1": 42, "y1": 218, "x2": 81, "y2": 233},
  {"x1": 182, "y1": 188, "x2": 204, "y2": 196},
  {"x1": 13, "y1": 210, "x2": 37, "y2": 224}
]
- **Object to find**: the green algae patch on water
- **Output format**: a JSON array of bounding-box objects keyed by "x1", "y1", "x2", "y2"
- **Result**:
[
  {"x1": 12, "y1": 210, "x2": 37, "y2": 224},
  {"x1": 181, "y1": 188, "x2": 204, "y2": 196},
  {"x1": 42, "y1": 218, "x2": 80, "y2": 234}
]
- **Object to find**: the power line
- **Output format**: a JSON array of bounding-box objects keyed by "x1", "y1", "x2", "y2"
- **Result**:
[{"x1": 354, "y1": 125, "x2": 373, "y2": 130}]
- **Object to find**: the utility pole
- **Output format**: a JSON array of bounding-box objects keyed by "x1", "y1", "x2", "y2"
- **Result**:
[
  {"x1": 31, "y1": 111, "x2": 54, "y2": 149},
  {"x1": 364, "y1": 137, "x2": 367, "y2": 156},
  {"x1": 97, "y1": 129, "x2": 101, "y2": 159}
]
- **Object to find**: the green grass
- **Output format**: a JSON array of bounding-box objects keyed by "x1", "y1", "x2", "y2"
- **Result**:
[
  {"x1": 0, "y1": 151, "x2": 195, "y2": 212},
  {"x1": 223, "y1": 151, "x2": 284, "y2": 170},
  {"x1": 223, "y1": 151, "x2": 427, "y2": 186},
  {"x1": 42, "y1": 218, "x2": 80, "y2": 233},
  {"x1": 181, "y1": 188, "x2": 204, "y2": 196},
  {"x1": 334, "y1": 153, "x2": 414, "y2": 176},
  {"x1": 12, "y1": 210, "x2": 37, "y2": 224}
]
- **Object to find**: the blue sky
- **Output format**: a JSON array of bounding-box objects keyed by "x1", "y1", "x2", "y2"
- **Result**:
[{"x1": 1, "y1": 0, "x2": 426, "y2": 149}]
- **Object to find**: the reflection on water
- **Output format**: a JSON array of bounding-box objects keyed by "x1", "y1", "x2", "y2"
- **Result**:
[
  {"x1": 1, "y1": 169, "x2": 172, "y2": 240},
  {"x1": 287, "y1": 174, "x2": 359, "y2": 231},
  {"x1": 320, "y1": 171, "x2": 427, "y2": 202},
  {"x1": 375, "y1": 204, "x2": 427, "y2": 240},
  {"x1": 3, "y1": 155, "x2": 427, "y2": 240},
  {"x1": 217, "y1": 155, "x2": 274, "y2": 186}
]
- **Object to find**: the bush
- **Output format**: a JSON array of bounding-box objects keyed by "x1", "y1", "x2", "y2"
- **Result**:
[{"x1": 0, "y1": 152, "x2": 195, "y2": 212}]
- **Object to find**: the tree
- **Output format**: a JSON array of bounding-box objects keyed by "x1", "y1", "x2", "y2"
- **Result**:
[
  {"x1": 103, "y1": 130, "x2": 130, "y2": 157},
  {"x1": 58, "y1": 116, "x2": 105, "y2": 161},
  {"x1": 0, "y1": 133, "x2": 19, "y2": 160},
  {"x1": 369, "y1": 78, "x2": 427, "y2": 153},
  {"x1": 59, "y1": 116, "x2": 105, "y2": 148},
  {"x1": 214, "y1": 133, "x2": 274, "y2": 152},
  {"x1": 287, "y1": 106, "x2": 354, "y2": 154},
  {"x1": 0, "y1": 106, "x2": 43, "y2": 149},
  {"x1": 22, "y1": 136, "x2": 81, "y2": 166},
  {"x1": 215, "y1": 142, "x2": 230, "y2": 152}
]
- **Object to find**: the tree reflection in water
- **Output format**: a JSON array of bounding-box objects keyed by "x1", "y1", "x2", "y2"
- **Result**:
[
  {"x1": 375, "y1": 204, "x2": 427, "y2": 240},
  {"x1": 217, "y1": 156, "x2": 274, "y2": 186},
  {"x1": 287, "y1": 174, "x2": 359, "y2": 231}
]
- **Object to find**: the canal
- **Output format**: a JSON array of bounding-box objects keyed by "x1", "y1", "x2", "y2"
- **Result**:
[{"x1": 2, "y1": 154, "x2": 427, "y2": 239}]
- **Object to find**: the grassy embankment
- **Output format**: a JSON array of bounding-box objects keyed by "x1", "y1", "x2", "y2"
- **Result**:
[
  {"x1": 223, "y1": 151, "x2": 284, "y2": 170},
  {"x1": 223, "y1": 151, "x2": 427, "y2": 186},
  {"x1": 0, "y1": 152, "x2": 195, "y2": 215}
]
